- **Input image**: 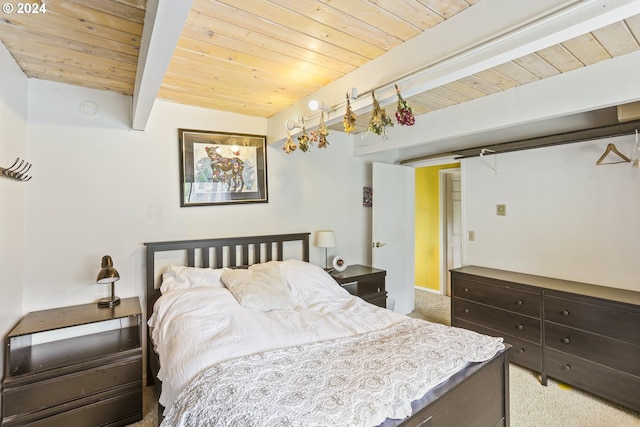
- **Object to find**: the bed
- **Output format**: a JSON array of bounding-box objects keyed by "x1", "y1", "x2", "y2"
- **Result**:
[{"x1": 145, "y1": 233, "x2": 511, "y2": 427}]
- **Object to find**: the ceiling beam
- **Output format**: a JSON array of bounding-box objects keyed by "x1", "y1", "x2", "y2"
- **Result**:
[
  {"x1": 266, "y1": 0, "x2": 640, "y2": 145},
  {"x1": 131, "y1": 0, "x2": 193, "y2": 131},
  {"x1": 354, "y1": 50, "x2": 640, "y2": 157}
]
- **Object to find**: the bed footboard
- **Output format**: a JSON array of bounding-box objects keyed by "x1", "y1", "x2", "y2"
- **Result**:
[{"x1": 397, "y1": 345, "x2": 511, "y2": 427}]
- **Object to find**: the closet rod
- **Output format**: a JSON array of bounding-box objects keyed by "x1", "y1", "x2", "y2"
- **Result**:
[{"x1": 449, "y1": 119, "x2": 640, "y2": 159}]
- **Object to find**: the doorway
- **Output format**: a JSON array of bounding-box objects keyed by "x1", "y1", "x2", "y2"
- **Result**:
[{"x1": 413, "y1": 163, "x2": 460, "y2": 294}]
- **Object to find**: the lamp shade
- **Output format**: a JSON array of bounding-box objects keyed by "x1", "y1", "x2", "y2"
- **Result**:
[
  {"x1": 96, "y1": 255, "x2": 120, "y2": 284},
  {"x1": 315, "y1": 230, "x2": 336, "y2": 248}
]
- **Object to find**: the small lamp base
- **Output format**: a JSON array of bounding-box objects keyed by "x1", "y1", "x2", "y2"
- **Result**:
[{"x1": 97, "y1": 296, "x2": 121, "y2": 308}]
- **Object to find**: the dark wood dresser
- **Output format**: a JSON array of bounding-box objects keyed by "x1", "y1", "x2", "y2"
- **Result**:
[
  {"x1": 451, "y1": 266, "x2": 640, "y2": 413},
  {"x1": 331, "y1": 265, "x2": 387, "y2": 308},
  {"x1": 2, "y1": 298, "x2": 143, "y2": 427}
]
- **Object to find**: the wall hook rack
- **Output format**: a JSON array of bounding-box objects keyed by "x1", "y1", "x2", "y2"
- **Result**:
[{"x1": 1, "y1": 158, "x2": 32, "y2": 181}]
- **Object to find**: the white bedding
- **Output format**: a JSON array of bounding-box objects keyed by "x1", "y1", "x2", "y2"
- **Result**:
[
  {"x1": 148, "y1": 260, "x2": 408, "y2": 410},
  {"x1": 149, "y1": 260, "x2": 505, "y2": 425}
]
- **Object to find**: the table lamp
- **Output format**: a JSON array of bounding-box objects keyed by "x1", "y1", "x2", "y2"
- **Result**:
[
  {"x1": 96, "y1": 255, "x2": 121, "y2": 307},
  {"x1": 315, "y1": 230, "x2": 336, "y2": 270}
]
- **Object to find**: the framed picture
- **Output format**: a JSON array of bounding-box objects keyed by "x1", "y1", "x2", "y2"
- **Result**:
[{"x1": 179, "y1": 129, "x2": 268, "y2": 206}]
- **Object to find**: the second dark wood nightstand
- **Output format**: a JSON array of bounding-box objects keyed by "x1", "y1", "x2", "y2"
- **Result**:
[{"x1": 330, "y1": 264, "x2": 387, "y2": 308}]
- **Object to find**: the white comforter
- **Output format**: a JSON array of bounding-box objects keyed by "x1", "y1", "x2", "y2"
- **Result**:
[
  {"x1": 149, "y1": 260, "x2": 408, "y2": 410},
  {"x1": 149, "y1": 260, "x2": 504, "y2": 426}
]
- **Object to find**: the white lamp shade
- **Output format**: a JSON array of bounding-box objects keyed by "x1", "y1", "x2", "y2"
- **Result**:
[{"x1": 315, "y1": 230, "x2": 336, "y2": 248}]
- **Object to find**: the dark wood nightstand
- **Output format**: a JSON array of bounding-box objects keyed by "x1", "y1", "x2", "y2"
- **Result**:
[
  {"x1": 330, "y1": 264, "x2": 387, "y2": 308},
  {"x1": 2, "y1": 298, "x2": 143, "y2": 427}
]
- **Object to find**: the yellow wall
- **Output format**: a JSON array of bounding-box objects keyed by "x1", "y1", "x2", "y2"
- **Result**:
[{"x1": 415, "y1": 163, "x2": 459, "y2": 291}]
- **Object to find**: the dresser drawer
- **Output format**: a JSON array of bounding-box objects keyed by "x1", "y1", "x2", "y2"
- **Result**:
[
  {"x1": 3, "y1": 353, "x2": 141, "y2": 419},
  {"x1": 3, "y1": 383, "x2": 142, "y2": 427},
  {"x1": 545, "y1": 322, "x2": 640, "y2": 376},
  {"x1": 454, "y1": 299, "x2": 541, "y2": 344},
  {"x1": 454, "y1": 318, "x2": 542, "y2": 371},
  {"x1": 546, "y1": 349, "x2": 640, "y2": 413},
  {"x1": 453, "y1": 277, "x2": 540, "y2": 318},
  {"x1": 545, "y1": 295, "x2": 640, "y2": 345}
]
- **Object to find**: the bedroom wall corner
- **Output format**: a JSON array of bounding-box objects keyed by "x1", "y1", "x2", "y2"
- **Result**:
[
  {"x1": 462, "y1": 137, "x2": 640, "y2": 291},
  {"x1": 0, "y1": 41, "x2": 28, "y2": 394}
]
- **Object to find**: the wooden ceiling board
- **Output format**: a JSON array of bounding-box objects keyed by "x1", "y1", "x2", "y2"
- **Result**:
[
  {"x1": 267, "y1": 0, "x2": 405, "y2": 50},
  {"x1": 534, "y1": 44, "x2": 583, "y2": 73},
  {"x1": 471, "y1": 69, "x2": 519, "y2": 91},
  {"x1": 369, "y1": 0, "x2": 445, "y2": 30},
  {"x1": 183, "y1": 14, "x2": 355, "y2": 76},
  {"x1": 178, "y1": 24, "x2": 345, "y2": 82},
  {"x1": 165, "y1": 46, "x2": 326, "y2": 98},
  {"x1": 625, "y1": 14, "x2": 640, "y2": 40},
  {"x1": 513, "y1": 53, "x2": 560, "y2": 79},
  {"x1": 66, "y1": 0, "x2": 145, "y2": 22},
  {"x1": 561, "y1": 33, "x2": 611, "y2": 66},
  {"x1": 315, "y1": 0, "x2": 424, "y2": 41},
  {"x1": 416, "y1": 0, "x2": 472, "y2": 19},
  {"x1": 189, "y1": 2, "x2": 371, "y2": 66},
  {"x1": 457, "y1": 75, "x2": 503, "y2": 96},
  {"x1": 492, "y1": 62, "x2": 540, "y2": 85},
  {"x1": 215, "y1": 0, "x2": 386, "y2": 60},
  {"x1": 592, "y1": 21, "x2": 640, "y2": 57}
]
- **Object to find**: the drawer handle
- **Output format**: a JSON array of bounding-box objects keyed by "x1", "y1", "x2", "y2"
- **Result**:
[
  {"x1": 563, "y1": 364, "x2": 571, "y2": 371},
  {"x1": 517, "y1": 324, "x2": 524, "y2": 330},
  {"x1": 563, "y1": 337, "x2": 570, "y2": 344},
  {"x1": 464, "y1": 287, "x2": 469, "y2": 292},
  {"x1": 562, "y1": 310, "x2": 570, "y2": 316},
  {"x1": 464, "y1": 308, "x2": 469, "y2": 314},
  {"x1": 517, "y1": 348, "x2": 525, "y2": 354},
  {"x1": 517, "y1": 300, "x2": 524, "y2": 305}
]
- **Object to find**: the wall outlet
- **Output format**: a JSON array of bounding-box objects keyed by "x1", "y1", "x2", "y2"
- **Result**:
[
  {"x1": 497, "y1": 204, "x2": 506, "y2": 216},
  {"x1": 469, "y1": 230, "x2": 476, "y2": 241}
]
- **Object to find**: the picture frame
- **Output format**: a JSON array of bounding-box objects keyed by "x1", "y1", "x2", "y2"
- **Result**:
[{"x1": 179, "y1": 129, "x2": 268, "y2": 207}]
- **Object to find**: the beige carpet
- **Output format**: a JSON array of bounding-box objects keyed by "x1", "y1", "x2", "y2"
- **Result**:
[{"x1": 130, "y1": 290, "x2": 640, "y2": 427}]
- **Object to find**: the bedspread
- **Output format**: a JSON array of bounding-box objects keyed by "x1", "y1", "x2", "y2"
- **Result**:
[{"x1": 161, "y1": 318, "x2": 504, "y2": 427}]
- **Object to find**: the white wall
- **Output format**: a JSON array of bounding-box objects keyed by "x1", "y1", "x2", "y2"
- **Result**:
[
  {"x1": 22, "y1": 80, "x2": 371, "y2": 313},
  {"x1": 0, "y1": 42, "x2": 28, "y2": 385},
  {"x1": 462, "y1": 136, "x2": 640, "y2": 291}
]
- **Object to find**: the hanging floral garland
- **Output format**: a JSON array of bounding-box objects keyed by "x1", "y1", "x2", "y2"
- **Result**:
[
  {"x1": 310, "y1": 111, "x2": 330, "y2": 148},
  {"x1": 368, "y1": 89, "x2": 394, "y2": 138},
  {"x1": 282, "y1": 128, "x2": 297, "y2": 154},
  {"x1": 395, "y1": 84, "x2": 415, "y2": 126},
  {"x1": 297, "y1": 118, "x2": 310, "y2": 152},
  {"x1": 343, "y1": 92, "x2": 357, "y2": 133}
]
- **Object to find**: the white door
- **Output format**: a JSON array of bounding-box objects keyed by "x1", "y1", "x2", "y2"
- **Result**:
[
  {"x1": 372, "y1": 162, "x2": 415, "y2": 314},
  {"x1": 442, "y1": 170, "x2": 462, "y2": 296}
]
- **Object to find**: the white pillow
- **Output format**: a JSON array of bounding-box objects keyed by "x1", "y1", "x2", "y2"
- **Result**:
[
  {"x1": 160, "y1": 266, "x2": 224, "y2": 293},
  {"x1": 220, "y1": 263, "x2": 296, "y2": 311}
]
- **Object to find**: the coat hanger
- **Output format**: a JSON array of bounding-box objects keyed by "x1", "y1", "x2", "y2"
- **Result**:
[{"x1": 596, "y1": 140, "x2": 630, "y2": 165}]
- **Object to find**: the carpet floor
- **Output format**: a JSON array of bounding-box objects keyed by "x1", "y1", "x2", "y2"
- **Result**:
[{"x1": 130, "y1": 290, "x2": 640, "y2": 427}]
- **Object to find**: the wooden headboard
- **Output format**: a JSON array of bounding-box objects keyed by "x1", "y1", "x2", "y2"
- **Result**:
[{"x1": 144, "y1": 232, "x2": 310, "y2": 322}]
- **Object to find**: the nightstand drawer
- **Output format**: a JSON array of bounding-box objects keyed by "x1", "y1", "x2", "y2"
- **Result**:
[
  {"x1": 3, "y1": 352, "x2": 141, "y2": 419},
  {"x1": 3, "y1": 383, "x2": 142, "y2": 427}
]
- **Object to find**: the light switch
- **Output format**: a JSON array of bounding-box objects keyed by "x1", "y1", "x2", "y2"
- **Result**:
[{"x1": 497, "y1": 204, "x2": 506, "y2": 216}]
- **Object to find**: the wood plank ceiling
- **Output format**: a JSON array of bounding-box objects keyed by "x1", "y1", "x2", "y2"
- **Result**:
[{"x1": 1, "y1": 0, "x2": 639, "y2": 132}]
